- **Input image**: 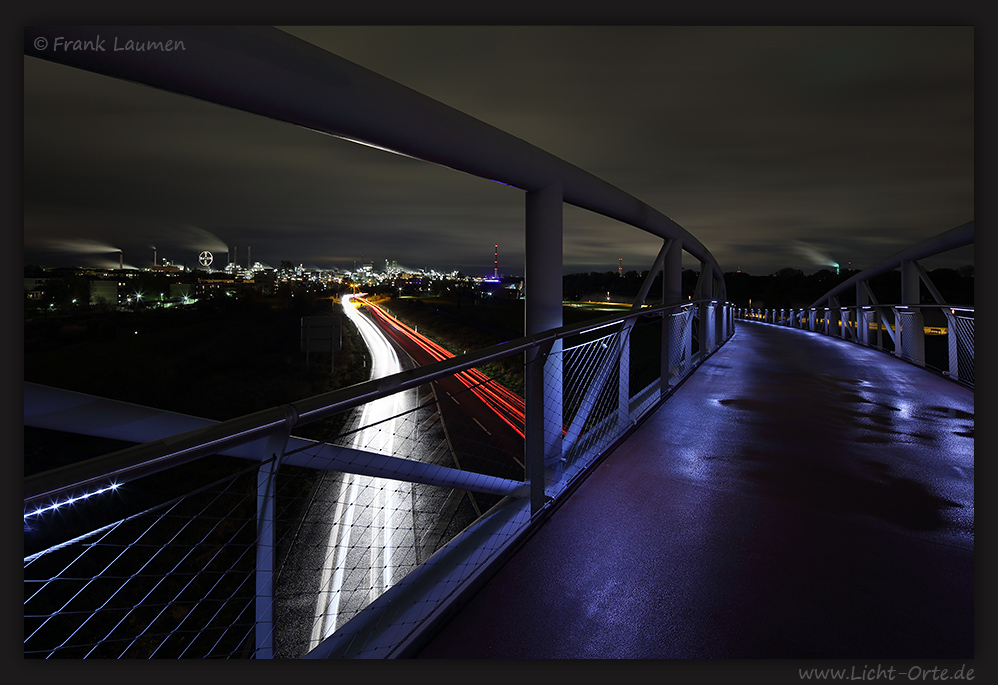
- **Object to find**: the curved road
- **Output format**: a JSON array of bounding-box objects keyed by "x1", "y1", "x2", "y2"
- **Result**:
[
  {"x1": 359, "y1": 297, "x2": 525, "y2": 487},
  {"x1": 303, "y1": 294, "x2": 520, "y2": 651},
  {"x1": 309, "y1": 293, "x2": 410, "y2": 646}
]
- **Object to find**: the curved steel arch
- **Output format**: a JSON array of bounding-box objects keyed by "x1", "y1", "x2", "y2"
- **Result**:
[
  {"x1": 23, "y1": 25, "x2": 726, "y2": 295},
  {"x1": 810, "y1": 221, "x2": 973, "y2": 308}
]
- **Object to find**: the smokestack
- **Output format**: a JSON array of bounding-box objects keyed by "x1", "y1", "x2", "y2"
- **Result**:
[
  {"x1": 234, "y1": 246, "x2": 237, "y2": 266},
  {"x1": 153, "y1": 247, "x2": 157, "y2": 267},
  {"x1": 248, "y1": 246, "x2": 251, "y2": 268},
  {"x1": 494, "y1": 243, "x2": 498, "y2": 279},
  {"x1": 119, "y1": 250, "x2": 123, "y2": 270},
  {"x1": 619, "y1": 257, "x2": 623, "y2": 278}
]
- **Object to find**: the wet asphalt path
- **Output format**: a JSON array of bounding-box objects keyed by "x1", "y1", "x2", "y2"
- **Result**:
[{"x1": 416, "y1": 320, "x2": 974, "y2": 658}]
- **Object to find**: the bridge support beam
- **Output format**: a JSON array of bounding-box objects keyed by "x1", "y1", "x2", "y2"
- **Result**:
[
  {"x1": 900, "y1": 260, "x2": 925, "y2": 365},
  {"x1": 525, "y1": 184, "x2": 563, "y2": 515},
  {"x1": 662, "y1": 239, "x2": 683, "y2": 390},
  {"x1": 856, "y1": 282, "x2": 870, "y2": 346}
]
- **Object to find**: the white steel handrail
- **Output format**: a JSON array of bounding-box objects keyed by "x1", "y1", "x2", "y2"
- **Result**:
[{"x1": 24, "y1": 300, "x2": 720, "y2": 509}]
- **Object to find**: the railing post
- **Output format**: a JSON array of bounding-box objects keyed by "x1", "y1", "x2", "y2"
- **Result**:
[
  {"x1": 694, "y1": 264, "x2": 713, "y2": 354},
  {"x1": 713, "y1": 279, "x2": 724, "y2": 343},
  {"x1": 856, "y1": 283, "x2": 869, "y2": 346},
  {"x1": 525, "y1": 183, "x2": 563, "y2": 515},
  {"x1": 617, "y1": 325, "x2": 630, "y2": 425},
  {"x1": 255, "y1": 407, "x2": 296, "y2": 659},
  {"x1": 826, "y1": 299, "x2": 839, "y2": 338},
  {"x1": 944, "y1": 309, "x2": 960, "y2": 378}
]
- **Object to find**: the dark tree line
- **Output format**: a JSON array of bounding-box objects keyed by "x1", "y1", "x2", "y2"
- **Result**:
[
  {"x1": 563, "y1": 266, "x2": 973, "y2": 309},
  {"x1": 563, "y1": 270, "x2": 702, "y2": 302},
  {"x1": 724, "y1": 266, "x2": 974, "y2": 308}
]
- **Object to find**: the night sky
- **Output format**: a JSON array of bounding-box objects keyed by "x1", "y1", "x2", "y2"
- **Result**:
[{"x1": 22, "y1": 25, "x2": 974, "y2": 277}]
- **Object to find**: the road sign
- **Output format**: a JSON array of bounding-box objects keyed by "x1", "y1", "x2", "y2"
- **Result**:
[{"x1": 302, "y1": 316, "x2": 342, "y2": 370}]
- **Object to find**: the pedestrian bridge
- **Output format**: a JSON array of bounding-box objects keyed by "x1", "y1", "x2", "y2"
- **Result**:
[
  {"x1": 22, "y1": 26, "x2": 974, "y2": 660},
  {"x1": 413, "y1": 319, "x2": 974, "y2": 659}
]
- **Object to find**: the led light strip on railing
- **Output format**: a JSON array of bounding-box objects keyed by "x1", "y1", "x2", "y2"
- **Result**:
[{"x1": 24, "y1": 482, "x2": 121, "y2": 520}]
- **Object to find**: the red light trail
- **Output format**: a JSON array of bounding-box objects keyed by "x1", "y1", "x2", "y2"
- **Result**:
[{"x1": 354, "y1": 297, "x2": 526, "y2": 438}]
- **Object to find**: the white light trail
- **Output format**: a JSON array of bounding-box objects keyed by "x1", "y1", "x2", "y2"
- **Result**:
[{"x1": 312, "y1": 293, "x2": 409, "y2": 645}]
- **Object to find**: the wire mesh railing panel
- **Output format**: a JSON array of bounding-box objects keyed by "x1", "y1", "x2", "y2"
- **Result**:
[
  {"x1": 955, "y1": 315, "x2": 974, "y2": 386},
  {"x1": 23, "y1": 364, "x2": 527, "y2": 660},
  {"x1": 301, "y1": 486, "x2": 533, "y2": 659},
  {"x1": 669, "y1": 308, "x2": 695, "y2": 381},
  {"x1": 271, "y1": 376, "x2": 525, "y2": 657},
  {"x1": 560, "y1": 327, "x2": 626, "y2": 470},
  {"x1": 270, "y1": 466, "x2": 480, "y2": 658},
  {"x1": 898, "y1": 310, "x2": 923, "y2": 364},
  {"x1": 860, "y1": 310, "x2": 876, "y2": 347},
  {"x1": 627, "y1": 314, "x2": 663, "y2": 395},
  {"x1": 25, "y1": 462, "x2": 261, "y2": 659},
  {"x1": 691, "y1": 309, "x2": 701, "y2": 357}
]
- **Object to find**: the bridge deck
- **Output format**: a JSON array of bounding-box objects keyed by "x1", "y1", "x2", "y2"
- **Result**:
[{"x1": 415, "y1": 320, "x2": 974, "y2": 659}]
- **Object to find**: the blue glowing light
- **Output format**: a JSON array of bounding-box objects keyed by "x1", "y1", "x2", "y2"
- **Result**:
[{"x1": 24, "y1": 483, "x2": 121, "y2": 520}]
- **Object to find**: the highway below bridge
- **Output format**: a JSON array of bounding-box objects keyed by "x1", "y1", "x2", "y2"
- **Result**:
[
  {"x1": 282, "y1": 294, "x2": 528, "y2": 651},
  {"x1": 412, "y1": 319, "x2": 974, "y2": 659}
]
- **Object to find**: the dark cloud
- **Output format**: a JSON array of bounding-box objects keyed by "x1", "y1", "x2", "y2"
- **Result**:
[{"x1": 23, "y1": 26, "x2": 973, "y2": 276}]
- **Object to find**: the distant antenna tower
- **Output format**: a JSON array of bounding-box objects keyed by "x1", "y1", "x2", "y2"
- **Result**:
[
  {"x1": 618, "y1": 257, "x2": 623, "y2": 278},
  {"x1": 494, "y1": 244, "x2": 499, "y2": 279}
]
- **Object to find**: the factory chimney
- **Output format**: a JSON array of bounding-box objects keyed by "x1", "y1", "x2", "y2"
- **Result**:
[{"x1": 119, "y1": 250, "x2": 124, "y2": 270}]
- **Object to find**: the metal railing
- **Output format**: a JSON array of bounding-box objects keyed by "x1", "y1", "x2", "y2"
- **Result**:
[
  {"x1": 735, "y1": 304, "x2": 974, "y2": 386},
  {"x1": 24, "y1": 24, "x2": 735, "y2": 659},
  {"x1": 24, "y1": 298, "x2": 735, "y2": 659},
  {"x1": 732, "y1": 220, "x2": 974, "y2": 388}
]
